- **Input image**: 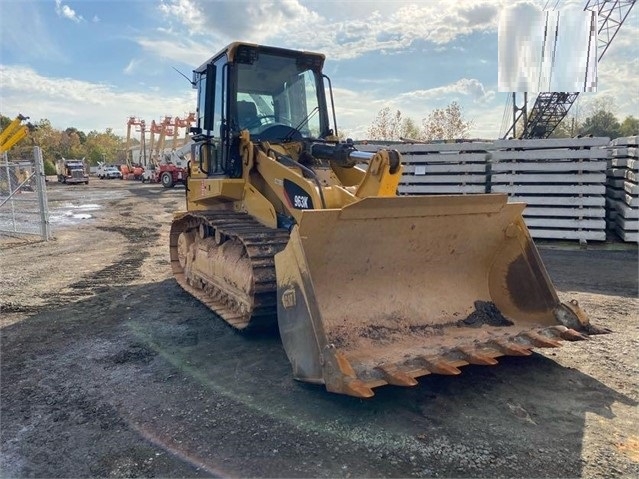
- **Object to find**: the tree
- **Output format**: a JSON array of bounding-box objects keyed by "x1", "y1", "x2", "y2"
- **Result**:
[
  {"x1": 421, "y1": 101, "x2": 473, "y2": 141},
  {"x1": 550, "y1": 114, "x2": 581, "y2": 138},
  {"x1": 29, "y1": 119, "x2": 63, "y2": 161},
  {"x1": 400, "y1": 117, "x2": 421, "y2": 140},
  {"x1": 367, "y1": 107, "x2": 403, "y2": 141},
  {"x1": 43, "y1": 160, "x2": 56, "y2": 176},
  {"x1": 579, "y1": 110, "x2": 621, "y2": 138},
  {"x1": 59, "y1": 129, "x2": 85, "y2": 158},
  {"x1": 0, "y1": 113, "x2": 13, "y2": 131},
  {"x1": 578, "y1": 96, "x2": 621, "y2": 138},
  {"x1": 367, "y1": 102, "x2": 473, "y2": 141},
  {"x1": 84, "y1": 128, "x2": 125, "y2": 165},
  {"x1": 619, "y1": 116, "x2": 639, "y2": 137}
]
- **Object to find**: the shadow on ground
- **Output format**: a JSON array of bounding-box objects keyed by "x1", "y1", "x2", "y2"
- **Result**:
[
  {"x1": 540, "y1": 248, "x2": 638, "y2": 297},
  {"x1": 2, "y1": 277, "x2": 636, "y2": 478}
]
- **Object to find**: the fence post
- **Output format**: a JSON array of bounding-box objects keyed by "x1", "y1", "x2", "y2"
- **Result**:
[
  {"x1": 33, "y1": 147, "x2": 51, "y2": 241},
  {"x1": 3, "y1": 156, "x2": 18, "y2": 232}
]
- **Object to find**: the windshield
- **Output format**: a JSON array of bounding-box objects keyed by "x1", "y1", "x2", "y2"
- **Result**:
[{"x1": 236, "y1": 53, "x2": 322, "y2": 139}]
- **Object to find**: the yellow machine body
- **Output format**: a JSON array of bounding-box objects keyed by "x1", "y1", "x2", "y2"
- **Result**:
[{"x1": 170, "y1": 42, "x2": 604, "y2": 398}]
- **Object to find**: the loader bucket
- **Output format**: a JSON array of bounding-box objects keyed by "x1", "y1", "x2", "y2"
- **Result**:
[{"x1": 275, "y1": 194, "x2": 590, "y2": 398}]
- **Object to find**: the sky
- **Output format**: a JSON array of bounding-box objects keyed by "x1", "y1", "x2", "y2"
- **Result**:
[{"x1": 0, "y1": 0, "x2": 637, "y2": 140}]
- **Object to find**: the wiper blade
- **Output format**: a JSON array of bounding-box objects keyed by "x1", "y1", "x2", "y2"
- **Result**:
[{"x1": 283, "y1": 107, "x2": 319, "y2": 142}]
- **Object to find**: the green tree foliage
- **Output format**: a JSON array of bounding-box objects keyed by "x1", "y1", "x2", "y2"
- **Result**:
[
  {"x1": 84, "y1": 128, "x2": 123, "y2": 165},
  {"x1": 0, "y1": 114, "x2": 13, "y2": 131},
  {"x1": 43, "y1": 160, "x2": 56, "y2": 176},
  {"x1": 577, "y1": 96, "x2": 620, "y2": 138},
  {"x1": 619, "y1": 116, "x2": 639, "y2": 137},
  {"x1": 580, "y1": 110, "x2": 621, "y2": 138}
]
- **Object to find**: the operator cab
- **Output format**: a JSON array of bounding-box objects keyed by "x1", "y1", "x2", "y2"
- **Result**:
[{"x1": 191, "y1": 42, "x2": 334, "y2": 177}]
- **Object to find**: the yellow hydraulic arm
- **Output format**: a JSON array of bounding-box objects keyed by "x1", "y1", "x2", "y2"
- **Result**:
[{"x1": 0, "y1": 114, "x2": 30, "y2": 154}]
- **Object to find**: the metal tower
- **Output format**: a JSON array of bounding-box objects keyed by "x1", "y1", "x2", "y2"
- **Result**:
[{"x1": 502, "y1": 0, "x2": 636, "y2": 139}]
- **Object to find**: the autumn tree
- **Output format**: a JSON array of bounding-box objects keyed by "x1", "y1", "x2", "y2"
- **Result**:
[
  {"x1": 84, "y1": 128, "x2": 124, "y2": 165},
  {"x1": 421, "y1": 101, "x2": 473, "y2": 141},
  {"x1": 367, "y1": 107, "x2": 404, "y2": 141},
  {"x1": 1, "y1": 115, "x2": 126, "y2": 166}
]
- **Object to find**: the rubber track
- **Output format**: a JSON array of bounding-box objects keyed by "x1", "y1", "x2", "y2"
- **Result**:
[{"x1": 169, "y1": 211, "x2": 290, "y2": 332}]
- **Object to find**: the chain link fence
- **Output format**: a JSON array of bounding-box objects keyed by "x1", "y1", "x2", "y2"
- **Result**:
[{"x1": 0, "y1": 147, "x2": 51, "y2": 240}]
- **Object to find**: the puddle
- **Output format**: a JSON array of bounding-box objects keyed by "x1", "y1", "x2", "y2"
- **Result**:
[{"x1": 49, "y1": 203, "x2": 102, "y2": 225}]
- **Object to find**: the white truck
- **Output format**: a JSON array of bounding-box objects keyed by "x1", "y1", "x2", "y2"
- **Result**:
[
  {"x1": 56, "y1": 158, "x2": 89, "y2": 184},
  {"x1": 97, "y1": 163, "x2": 122, "y2": 179}
]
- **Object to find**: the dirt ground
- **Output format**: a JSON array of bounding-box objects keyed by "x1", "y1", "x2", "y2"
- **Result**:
[{"x1": 1, "y1": 179, "x2": 638, "y2": 478}]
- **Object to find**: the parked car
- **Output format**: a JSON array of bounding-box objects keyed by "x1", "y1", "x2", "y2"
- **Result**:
[{"x1": 98, "y1": 165, "x2": 122, "y2": 179}]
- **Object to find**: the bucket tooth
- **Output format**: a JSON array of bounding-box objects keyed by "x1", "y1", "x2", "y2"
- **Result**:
[
  {"x1": 558, "y1": 328, "x2": 589, "y2": 341},
  {"x1": 456, "y1": 347, "x2": 499, "y2": 366},
  {"x1": 342, "y1": 378, "x2": 375, "y2": 398},
  {"x1": 375, "y1": 365, "x2": 418, "y2": 387},
  {"x1": 418, "y1": 356, "x2": 462, "y2": 375},
  {"x1": 490, "y1": 339, "x2": 533, "y2": 356},
  {"x1": 334, "y1": 351, "x2": 358, "y2": 377},
  {"x1": 521, "y1": 331, "x2": 562, "y2": 348}
]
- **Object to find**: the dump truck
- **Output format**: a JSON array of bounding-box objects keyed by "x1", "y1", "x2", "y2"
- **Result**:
[
  {"x1": 169, "y1": 42, "x2": 608, "y2": 398},
  {"x1": 56, "y1": 158, "x2": 89, "y2": 184}
]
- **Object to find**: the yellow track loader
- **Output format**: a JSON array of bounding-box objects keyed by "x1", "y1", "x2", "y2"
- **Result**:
[{"x1": 170, "y1": 42, "x2": 607, "y2": 398}]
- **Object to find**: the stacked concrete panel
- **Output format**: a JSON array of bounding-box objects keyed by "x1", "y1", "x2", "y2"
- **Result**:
[
  {"x1": 358, "y1": 142, "x2": 492, "y2": 195},
  {"x1": 490, "y1": 138, "x2": 609, "y2": 242},
  {"x1": 360, "y1": 138, "x2": 610, "y2": 242},
  {"x1": 607, "y1": 136, "x2": 639, "y2": 242}
]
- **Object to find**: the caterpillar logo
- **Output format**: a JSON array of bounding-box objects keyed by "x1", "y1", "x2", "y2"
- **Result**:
[
  {"x1": 281, "y1": 288, "x2": 296, "y2": 309},
  {"x1": 284, "y1": 179, "x2": 314, "y2": 210}
]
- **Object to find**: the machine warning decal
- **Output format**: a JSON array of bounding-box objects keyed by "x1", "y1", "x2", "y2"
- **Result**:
[{"x1": 283, "y1": 179, "x2": 314, "y2": 210}]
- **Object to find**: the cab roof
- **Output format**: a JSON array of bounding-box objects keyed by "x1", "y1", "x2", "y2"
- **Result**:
[{"x1": 194, "y1": 42, "x2": 325, "y2": 74}]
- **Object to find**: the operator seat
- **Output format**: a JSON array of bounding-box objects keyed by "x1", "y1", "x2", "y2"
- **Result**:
[{"x1": 237, "y1": 100, "x2": 258, "y2": 129}]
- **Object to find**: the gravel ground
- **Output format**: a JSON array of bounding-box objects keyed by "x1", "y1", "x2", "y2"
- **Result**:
[{"x1": 1, "y1": 180, "x2": 638, "y2": 478}]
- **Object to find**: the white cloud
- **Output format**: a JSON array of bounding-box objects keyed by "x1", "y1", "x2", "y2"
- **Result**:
[
  {"x1": 123, "y1": 59, "x2": 141, "y2": 75},
  {"x1": 149, "y1": 0, "x2": 504, "y2": 61},
  {"x1": 332, "y1": 79, "x2": 500, "y2": 139},
  {"x1": 398, "y1": 79, "x2": 496, "y2": 105},
  {"x1": 92, "y1": 15, "x2": 100, "y2": 23},
  {"x1": 136, "y1": 37, "x2": 215, "y2": 66},
  {"x1": 54, "y1": 0, "x2": 84, "y2": 23},
  {"x1": 159, "y1": 0, "x2": 205, "y2": 34},
  {"x1": 593, "y1": 56, "x2": 639, "y2": 119},
  {"x1": 0, "y1": 65, "x2": 195, "y2": 136}
]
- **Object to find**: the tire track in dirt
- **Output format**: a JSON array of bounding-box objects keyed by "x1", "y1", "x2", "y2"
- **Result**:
[{"x1": 44, "y1": 225, "x2": 160, "y2": 309}]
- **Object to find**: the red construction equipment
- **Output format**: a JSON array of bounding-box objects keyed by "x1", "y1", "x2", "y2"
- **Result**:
[
  {"x1": 142, "y1": 113, "x2": 195, "y2": 188},
  {"x1": 122, "y1": 117, "x2": 146, "y2": 180}
]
